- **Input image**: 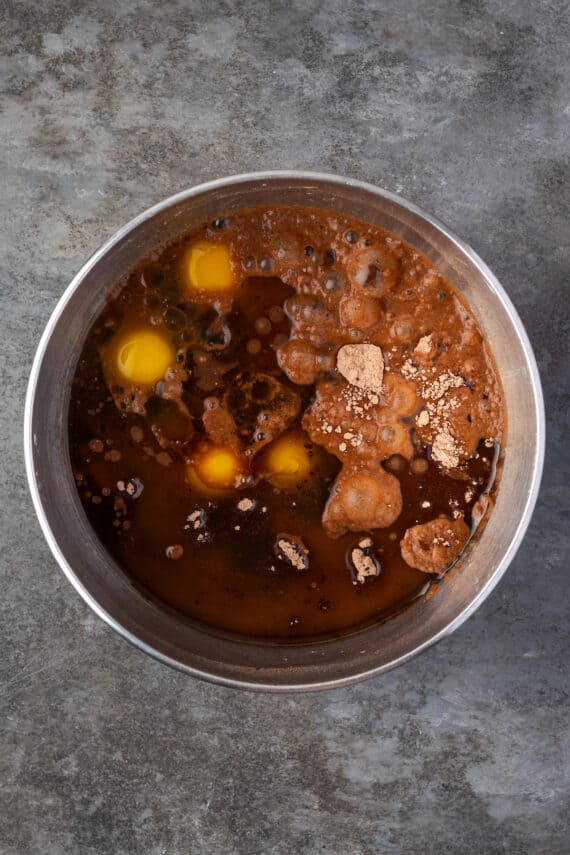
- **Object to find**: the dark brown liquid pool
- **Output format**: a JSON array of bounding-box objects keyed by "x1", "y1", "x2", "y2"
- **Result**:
[{"x1": 69, "y1": 206, "x2": 504, "y2": 639}]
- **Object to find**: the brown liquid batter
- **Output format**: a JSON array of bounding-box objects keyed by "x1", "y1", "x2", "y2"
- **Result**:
[{"x1": 69, "y1": 206, "x2": 504, "y2": 639}]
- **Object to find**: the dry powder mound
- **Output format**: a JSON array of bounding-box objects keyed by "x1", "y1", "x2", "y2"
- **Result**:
[
  {"x1": 274, "y1": 534, "x2": 310, "y2": 572},
  {"x1": 237, "y1": 497, "x2": 255, "y2": 512},
  {"x1": 350, "y1": 537, "x2": 381, "y2": 584},
  {"x1": 337, "y1": 344, "x2": 384, "y2": 392},
  {"x1": 414, "y1": 333, "x2": 433, "y2": 355},
  {"x1": 431, "y1": 432, "x2": 460, "y2": 468}
]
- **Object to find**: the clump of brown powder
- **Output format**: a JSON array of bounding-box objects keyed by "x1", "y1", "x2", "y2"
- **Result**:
[
  {"x1": 116, "y1": 477, "x2": 144, "y2": 498},
  {"x1": 185, "y1": 509, "x2": 206, "y2": 531},
  {"x1": 237, "y1": 498, "x2": 255, "y2": 512},
  {"x1": 414, "y1": 334, "x2": 434, "y2": 355},
  {"x1": 274, "y1": 534, "x2": 310, "y2": 572},
  {"x1": 337, "y1": 344, "x2": 384, "y2": 392},
  {"x1": 402, "y1": 346, "x2": 466, "y2": 469},
  {"x1": 431, "y1": 432, "x2": 461, "y2": 469},
  {"x1": 350, "y1": 537, "x2": 381, "y2": 584}
]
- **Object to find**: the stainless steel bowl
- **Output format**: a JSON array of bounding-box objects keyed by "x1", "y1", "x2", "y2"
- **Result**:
[{"x1": 24, "y1": 171, "x2": 545, "y2": 691}]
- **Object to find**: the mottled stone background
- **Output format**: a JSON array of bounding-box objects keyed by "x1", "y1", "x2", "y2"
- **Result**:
[{"x1": 1, "y1": 1, "x2": 568, "y2": 853}]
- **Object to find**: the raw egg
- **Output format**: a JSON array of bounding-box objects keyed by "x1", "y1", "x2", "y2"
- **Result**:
[
  {"x1": 187, "y1": 444, "x2": 243, "y2": 494},
  {"x1": 185, "y1": 241, "x2": 234, "y2": 292},
  {"x1": 261, "y1": 434, "x2": 312, "y2": 488},
  {"x1": 109, "y1": 329, "x2": 175, "y2": 386}
]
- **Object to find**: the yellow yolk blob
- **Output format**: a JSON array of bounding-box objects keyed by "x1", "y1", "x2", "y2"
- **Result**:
[
  {"x1": 262, "y1": 435, "x2": 312, "y2": 488},
  {"x1": 186, "y1": 241, "x2": 234, "y2": 292},
  {"x1": 187, "y1": 445, "x2": 242, "y2": 494},
  {"x1": 113, "y1": 329, "x2": 175, "y2": 386}
]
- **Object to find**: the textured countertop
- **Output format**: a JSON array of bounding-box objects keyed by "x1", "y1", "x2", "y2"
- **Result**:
[{"x1": 1, "y1": 2, "x2": 568, "y2": 852}]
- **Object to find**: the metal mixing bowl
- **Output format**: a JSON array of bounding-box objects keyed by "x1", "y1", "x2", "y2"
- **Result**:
[{"x1": 24, "y1": 172, "x2": 545, "y2": 691}]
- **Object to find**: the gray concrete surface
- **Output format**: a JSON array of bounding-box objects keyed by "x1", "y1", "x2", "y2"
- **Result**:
[{"x1": 1, "y1": 1, "x2": 568, "y2": 852}]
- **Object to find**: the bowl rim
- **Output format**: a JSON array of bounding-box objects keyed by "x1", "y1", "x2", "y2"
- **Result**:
[{"x1": 24, "y1": 169, "x2": 545, "y2": 691}]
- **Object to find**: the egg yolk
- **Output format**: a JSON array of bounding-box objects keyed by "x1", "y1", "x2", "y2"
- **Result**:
[
  {"x1": 187, "y1": 445, "x2": 242, "y2": 493},
  {"x1": 113, "y1": 329, "x2": 175, "y2": 386},
  {"x1": 186, "y1": 241, "x2": 234, "y2": 292},
  {"x1": 262, "y1": 435, "x2": 312, "y2": 488}
]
